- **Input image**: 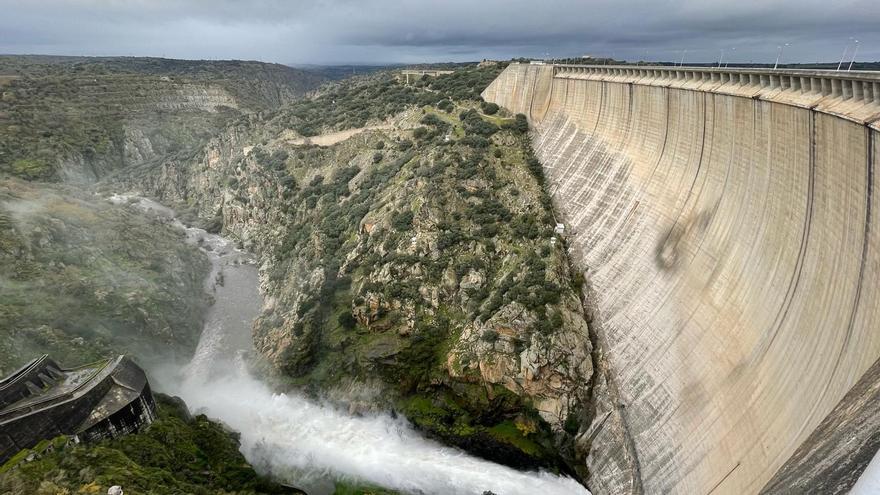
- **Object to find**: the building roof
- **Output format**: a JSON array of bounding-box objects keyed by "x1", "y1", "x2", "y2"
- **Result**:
[{"x1": 0, "y1": 355, "x2": 146, "y2": 427}]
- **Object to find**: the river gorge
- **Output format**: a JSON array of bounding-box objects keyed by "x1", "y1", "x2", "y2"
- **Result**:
[{"x1": 112, "y1": 194, "x2": 590, "y2": 495}]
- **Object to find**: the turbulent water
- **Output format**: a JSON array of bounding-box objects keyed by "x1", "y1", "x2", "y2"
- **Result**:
[{"x1": 110, "y1": 194, "x2": 590, "y2": 495}]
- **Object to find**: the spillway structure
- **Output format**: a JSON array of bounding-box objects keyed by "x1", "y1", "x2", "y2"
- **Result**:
[
  {"x1": 0, "y1": 354, "x2": 157, "y2": 464},
  {"x1": 483, "y1": 63, "x2": 880, "y2": 494}
]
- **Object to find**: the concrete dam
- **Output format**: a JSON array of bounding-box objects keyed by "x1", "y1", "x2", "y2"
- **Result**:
[{"x1": 483, "y1": 63, "x2": 880, "y2": 494}]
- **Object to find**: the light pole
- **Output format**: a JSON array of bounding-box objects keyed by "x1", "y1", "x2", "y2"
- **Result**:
[
  {"x1": 848, "y1": 40, "x2": 859, "y2": 71},
  {"x1": 773, "y1": 43, "x2": 790, "y2": 70},
  {"x1": 679, "y1": 49, "x2": 687, "y2": 67},
  {"x1": 725, "y1": 48, "x2": 736, "y2": 68},
  {"x1": 718, "y1": 49, "x2": 725, "y2": 68},
  {"x1": 837, "y1": 38, "x2": 854, "y2": 71}
]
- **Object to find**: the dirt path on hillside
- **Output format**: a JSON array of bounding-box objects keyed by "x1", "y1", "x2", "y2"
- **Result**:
[{"x1": 281, "y1": 124, "x2": 393, "y2": 147}]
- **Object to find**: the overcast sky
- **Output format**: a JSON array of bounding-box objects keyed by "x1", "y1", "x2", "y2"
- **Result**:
[{"x1": 1, "y1": 0, "x2": 877, "y2": 65}]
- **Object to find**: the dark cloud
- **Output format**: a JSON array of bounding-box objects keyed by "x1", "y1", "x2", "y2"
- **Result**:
[{"x1": 1, "y1": 0, "x2": 877, "y2": 64}]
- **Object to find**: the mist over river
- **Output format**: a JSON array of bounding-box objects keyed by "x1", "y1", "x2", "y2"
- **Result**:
[{"x1": 110, "y1": 194, "x2": 589, "y2": 495}]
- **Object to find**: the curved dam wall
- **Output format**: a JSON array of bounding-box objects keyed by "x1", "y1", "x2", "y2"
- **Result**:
[{"x1": 484, "y1": 63, "x2": 880, "y2": 494}]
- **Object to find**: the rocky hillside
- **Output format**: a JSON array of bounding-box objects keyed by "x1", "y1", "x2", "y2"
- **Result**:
[
  {"x1": 0, "y1": 177, "x2": 210, "y2": 375},
  {"x1": 0, "y1": 56, "x2": 323, "y2": 182},
  {"x1": 118, "y1": 65, "x2": 596, "y2": 476}
]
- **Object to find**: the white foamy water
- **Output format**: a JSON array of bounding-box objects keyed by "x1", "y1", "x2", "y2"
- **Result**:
[
  {"x1": 852, "y1": 448, "x2": 880, "y2": 495},
  {"x1": 109, "y1": 193, "x2": 590, "y2": 495},
  {"x1": 173, "y1": 367, "x2": 589, "y2": 495}
]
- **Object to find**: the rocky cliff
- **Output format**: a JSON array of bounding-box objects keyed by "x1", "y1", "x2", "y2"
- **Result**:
[{"x1": 116, "y1": 67, "x2": 596, "y2": 476}]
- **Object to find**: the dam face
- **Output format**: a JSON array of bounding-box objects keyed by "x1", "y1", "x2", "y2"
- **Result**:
[{"x1": 483, "y1": 63, "x2": 880, "y2": 494}]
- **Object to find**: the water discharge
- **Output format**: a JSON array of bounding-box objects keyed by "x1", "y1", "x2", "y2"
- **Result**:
[{"x1": 109, "y1": 194, "x2": 590, "y2": 495}]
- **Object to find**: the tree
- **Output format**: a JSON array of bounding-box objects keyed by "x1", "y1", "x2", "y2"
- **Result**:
[
  {"x1": 337, "y1": 312, "x2": 357, "y2": 330},
  {"x1": 480, "y1": 101, "x2": 499, "y2": 115},
  {"x1": 512, "y1": 113, "x2": 529, "y2": 133}
]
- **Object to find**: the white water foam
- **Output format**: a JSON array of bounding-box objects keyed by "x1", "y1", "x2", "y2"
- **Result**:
[{"x1": 172, "y1": 367, "x2": 590, "y2": 495}]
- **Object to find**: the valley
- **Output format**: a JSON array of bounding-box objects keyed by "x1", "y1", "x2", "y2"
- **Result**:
[{"x1": 0, "y1": 57, "x2": 598, "y2": 494}]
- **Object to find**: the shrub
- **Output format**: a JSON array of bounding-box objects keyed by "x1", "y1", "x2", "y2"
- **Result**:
[
  {"x1": 510, "y1": 113, "x2": 529, "y2": 133},
  {"x1": 480, "y1": 101, "x2": 500, "y2": 115},
  {"x1": 391, "y1": 210, "x2": 414, "y2": 231},
  {"x1": 420, "y1": 113, "x2": 450, "y2": 131},
  {"x1": 459, "y1": 109, "x2": 499, "y2": 137},
  {"x1": 338, "y1": 312, "x2": 357, "y2": 330},
  {"x1": 525, "y1": 151, "x2": 546, "y2": 185},
  {"x1": 460, "y1": 135, "x2": 490, "y2": 148},
  {"x1": 9, "y1": 159, "x2": 51, "y2": 179},
  {"x1": 372, "y1": 152, "x2": 384, "y2": 163}
]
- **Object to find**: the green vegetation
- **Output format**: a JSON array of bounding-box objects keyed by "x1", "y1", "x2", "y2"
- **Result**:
[
  {"x1": 398, "y1": 387, "x2": 561, "y2": 470},
  {"x1": 275, "y1": 74, "x2": 437, "y2": 137},
  {"x1": 0, "y1": 179, "x2": 210, "y2": 375},
  {"x1": 480, "y1": 101, "x2": 500, "y2": 115},
  {"x1": 509, "y1": 113, "x2": 530, "y2": 134},
  {"x1": 425, "y1": 64, "x2": 508, "y2": 101},
  {"x1": 0, "y1": 55, "x2": 322, "y2": 181},
  {"x1": 332, "y1": 481, "x2": 400, "y2": 495},
  {"x1": 0, "y1": 394, "x2": 292, "y2": 495},
  {"x1": 0, "y1": 57, "x2": 589, "y2": 489},
  {"x1": 261, "y1": 62, "x2": 506, "y2": 139},
  {"x1": 223, "y1": 62, "x2": 584, "y2": 473}
]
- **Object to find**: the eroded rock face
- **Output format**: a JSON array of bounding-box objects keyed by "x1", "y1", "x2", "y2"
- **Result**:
[{"x1": 449, "y1": 298, "x2": 592, "y2": 430}]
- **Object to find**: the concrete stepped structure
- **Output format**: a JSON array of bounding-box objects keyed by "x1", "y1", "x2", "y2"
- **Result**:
[
  {"x1": 483, "y1": 63, "x2": 880, "y2": 494},
  {"x1": 0, "y1": 355, "x2": 156, "y2": 464}
]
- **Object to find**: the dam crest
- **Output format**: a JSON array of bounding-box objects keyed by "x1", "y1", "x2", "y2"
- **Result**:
[{"x1": 483, "y1": 63, "x2": 880, "y2": 494}]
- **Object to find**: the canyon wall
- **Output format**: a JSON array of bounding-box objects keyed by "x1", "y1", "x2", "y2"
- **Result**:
[{"x1": 484, "y1": 63, "x2": 880, "y2": 494}]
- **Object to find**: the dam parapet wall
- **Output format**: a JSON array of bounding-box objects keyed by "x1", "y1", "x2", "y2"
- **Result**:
[
  {"x1": 484, "y1": 63, "x2": 880, "y2": 494},
  {"x1": 486, "y1": 63, "x2": 880, "y2": 128}
]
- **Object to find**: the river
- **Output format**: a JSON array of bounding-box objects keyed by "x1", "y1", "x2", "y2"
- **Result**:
[{"x1": 109, "y1": 194, "x2": 590, "y2": 495}]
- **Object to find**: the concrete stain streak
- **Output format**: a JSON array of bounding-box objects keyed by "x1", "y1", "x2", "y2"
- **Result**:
[{"x1": 483, "y1": 63, "x2": 880, "y2": 495}]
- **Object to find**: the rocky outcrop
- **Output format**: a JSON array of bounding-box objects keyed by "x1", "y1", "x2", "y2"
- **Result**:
[{"x1": 448, "y1": 289, "x2": 591, "y2": 429}]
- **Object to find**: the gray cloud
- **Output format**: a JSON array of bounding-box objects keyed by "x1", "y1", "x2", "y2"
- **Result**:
[{"x1": 1, "y1": 0, "x2": 877, "y2": 64}]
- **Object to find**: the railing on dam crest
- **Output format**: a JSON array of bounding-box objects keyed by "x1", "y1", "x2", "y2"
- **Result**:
[{"x1": 550, "y1": 64, "x2": 880, "y2": 126}]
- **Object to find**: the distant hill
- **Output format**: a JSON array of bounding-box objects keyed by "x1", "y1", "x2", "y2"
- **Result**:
[
  {"x1": 290, "y1": 63, "x2": 398, "y2": 80},
  {"x1": 0, "y1": 55, "x2": 326, "y2": 181},
  {"x1": 289, "y1": 62, "x2": 482, "y2": 81}
]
